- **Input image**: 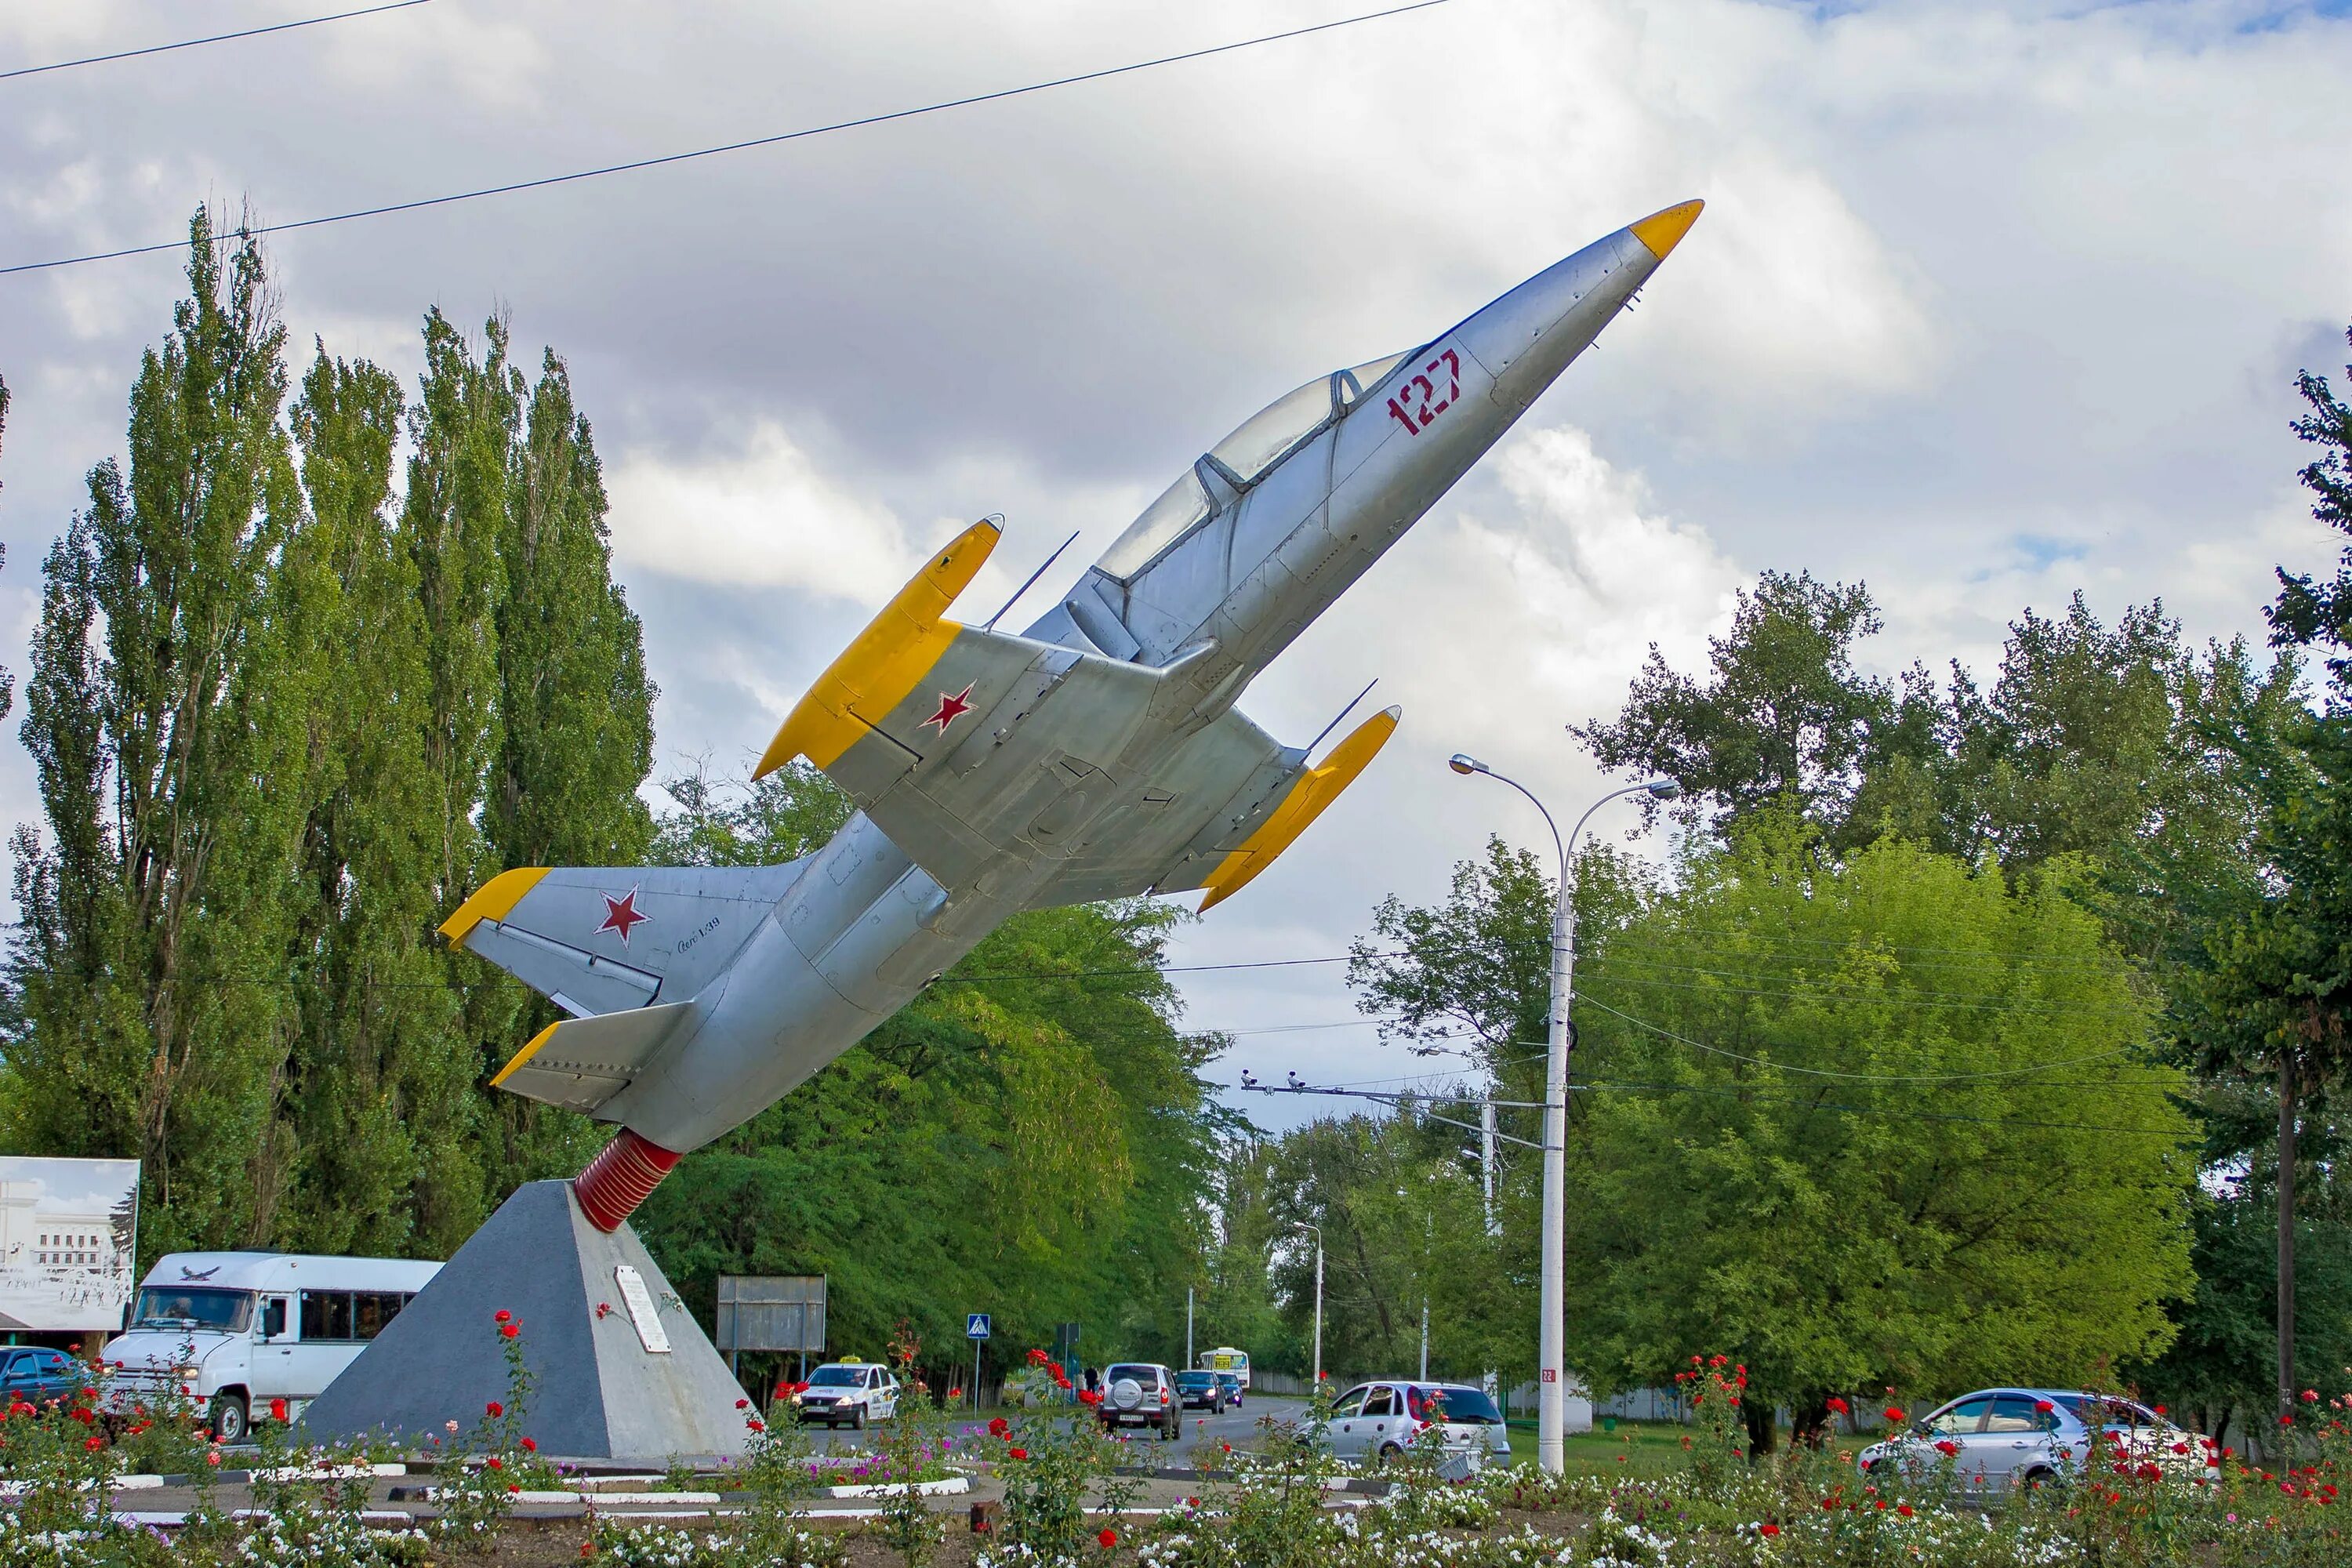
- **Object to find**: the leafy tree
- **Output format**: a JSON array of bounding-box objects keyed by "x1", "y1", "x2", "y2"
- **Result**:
[
  {"x1": 1565, "y1": 818, "x2": 2196, "y2": 1450},
  {"x1": 1573, "y1": 572, "x2": 1893, "y2": 838},
  {"x1": 8, "y1": 212, "x2": 316, "y2": 1251},
  {"x1": 278, "y1": 346, "x2": 485, "y2": 1254},
  {"x1": 1261, "y1": 1109, "x2": 1510, "y2": 1384},
  {"x1": 2157, "y1": 328, "x2": 2352, "y2": 1417}
]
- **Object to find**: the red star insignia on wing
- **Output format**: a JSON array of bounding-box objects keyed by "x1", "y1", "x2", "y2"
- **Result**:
[
  {"x1": 596, "y1": 887, "x2": 652, "y2": 946},
  {"x1": 922, "y1": 683, "x2": 976, "y2": 733}
]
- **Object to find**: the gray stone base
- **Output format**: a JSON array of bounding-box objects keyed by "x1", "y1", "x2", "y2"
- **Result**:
[{"x1": 300, "y1": 1180, "x2": 750, "y2": 1462}]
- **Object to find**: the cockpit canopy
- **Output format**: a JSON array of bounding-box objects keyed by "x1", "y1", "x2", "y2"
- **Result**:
[{"x1": 1098, "y1": 351, "x2": 1410, "y2": 580}]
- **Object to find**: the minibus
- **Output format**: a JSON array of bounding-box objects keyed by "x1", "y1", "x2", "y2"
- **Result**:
[{"x1": 101, "y1": 1251, "x2": 440, "y2": 1442}]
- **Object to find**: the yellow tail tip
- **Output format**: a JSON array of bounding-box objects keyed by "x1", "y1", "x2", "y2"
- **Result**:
[
  {"x1": 439, "y1": 866, "x2": 550, "y2": 943},
  {"x1": 1629, "y1": 199, "x2": 1704, "y2": 260}
]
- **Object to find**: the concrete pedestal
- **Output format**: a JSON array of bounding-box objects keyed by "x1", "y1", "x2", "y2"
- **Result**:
[{"x1": 300, "y1": 1180, "x2": 750, "y2": 1461}]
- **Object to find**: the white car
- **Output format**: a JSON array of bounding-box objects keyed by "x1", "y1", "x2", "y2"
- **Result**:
[
  {"x1": 792, "y1": 1362, "x2": 901, "y2": 1429},
  {"x1": 101, "y1": 1250, "x2": 440, "y2": 1443},
  {"x1": 1857, "y1": 1388, "x2": 2216, "y2": 1493},
  {"x1": 1322, "y1": 1381, "x2": 1512, "y2": 1469}
]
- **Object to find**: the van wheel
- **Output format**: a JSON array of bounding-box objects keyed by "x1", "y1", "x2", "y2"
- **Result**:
[
  {"x1": 1377, "y1": 1441, "x2": 1405, "y2": 1466},
  {"x1": 2021, "y1": 1467, "x2": 2057, "y2": 1493},
  {"x1": 209, "y1": 1393, "x2": 249, "y2": 1445},
  {"x1": 851, "y1": 1404, "x2": 867, "y2": 1431}
]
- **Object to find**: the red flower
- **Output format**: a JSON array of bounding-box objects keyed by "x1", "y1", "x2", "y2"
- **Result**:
[
  {"x1": 487, "y1": 1457, "x2": 503, "y2": 1471},
  {"x1": 2034, "y1": 1400, "x2": 2054, "y2": 1414},
  {"x1": 1896, "y1": 1504, "x2": 1914, "y2": 1518},
  {"x1": 501, "y1": 1324, "x2": 521, "y2": 1339},
  {"x1": 1098, "y1": 1527, "x2": 1119, "y2": 1548},
  {"x1": 1027, "y1": 1349, "x2": 1050, "y2": 1365},
  {"x1": 1884, "y1": 1406, "x2": 1906, "y2": 1424},
  {"x1": 747, "y1": 1418, "x2": 764, "y2": 1432},
  {"x1": 84, "y1": 1436, "x2": 103, "y2": 1452},
  {"x1": 269, "y1": 1398, "x2": 289, "y2": 1423},
  {"x1": 488, "y1": 1400, "x2": 504, "y2": 1417},
  {"x1": 579, "y1": 1545, "x2": 595, "y2": 1560},
  {"x1": 1825, "y1": 1397, "x2": 1849, "y2": 1415},
  {"x1": 1008, "y1": 1446, "x2": 1029, "y2": 1461},
  {"x1": 2304, "y1": 1389, "x2": 2321, "y2": 1403},
  {"x1": 521, "y1": 1438, "x2": 537, "y2": 1452},
  {"x1": 205, "y1": 1451, "x2": 221, "y2": 1467},
  {"x1": 495, "y1": 1310, "x2": 513, "y2": 1324},
  {"x1": 989, "y1": 1417, "x2": 1011, "y2": 1437},
  {"x1": 735, "y1": 1399, "x2": 750, "y2": 1410},
  {"x1": 947, "y1": 1388, "x2": 963, "y2": 1400},
  {"x1": 1759, "y1": 1523, "x2": 1780, "y2": 1537},
  {"x1": 1935, "y1": 1440, "x2": 1959, "y2": 1457},
  {"x1": 1079, "y1": 1390, "x2": 1102, "y2": 1407}
]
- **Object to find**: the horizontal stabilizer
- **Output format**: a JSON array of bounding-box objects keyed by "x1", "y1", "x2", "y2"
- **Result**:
[{"x1": 490, "y1": 1001, "x2": 698, "y2": 1117}]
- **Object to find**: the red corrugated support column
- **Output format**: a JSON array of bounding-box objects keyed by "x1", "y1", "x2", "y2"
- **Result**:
[{"x1": 573, "y1": 1130, "x2": 681, "y2": 1232}]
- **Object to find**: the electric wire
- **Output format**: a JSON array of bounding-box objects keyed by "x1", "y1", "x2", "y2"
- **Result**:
[
  {"x1": 1, "y1": 1, "x2": 432, "y2": 82},
  {"x1": 1, "y1": 0, "x2": 1458, "y2": 276}
]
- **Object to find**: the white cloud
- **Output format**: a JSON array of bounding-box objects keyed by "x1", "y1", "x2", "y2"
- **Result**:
[{"x1": 604, "y1": 422, "x2": 917, "y2": 600}]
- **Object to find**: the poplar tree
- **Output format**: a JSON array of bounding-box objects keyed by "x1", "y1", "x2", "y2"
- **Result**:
[
  {"x1": 9, "y1": 213, "x2": 315, "y2": 1253},
  {"x1": 279, "y1": 347, "x2": 485, "y2": 1254}
]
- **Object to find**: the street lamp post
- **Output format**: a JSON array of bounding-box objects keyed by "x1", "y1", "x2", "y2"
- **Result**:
[
  {"x1": 1448, "y1": 754, "x2": 1678, "y2": 1473},
  {"x1": 1297, "y1": 1221, "x2": 1323, "y2": 1389}
]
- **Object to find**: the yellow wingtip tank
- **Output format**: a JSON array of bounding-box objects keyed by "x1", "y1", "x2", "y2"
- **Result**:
[
  {"x1": 754, "y1": 517, "x2": 1004, "y2": 779},
  {"x1": 1197, "y1": 706, "x2": 1403, "y2": 913},
  {"x1": 438, "y1": 866, "x2": 551, "y2": 943}
]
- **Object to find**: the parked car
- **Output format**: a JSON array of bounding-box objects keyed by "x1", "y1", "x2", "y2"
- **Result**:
[
  {"x1": 1214, "y1": 1370, "x2": 1245, "y2": 1409},
  {"x1": 2, "y1": 1347, "x2": 85, "y2": 1411},
  {"x1": 1857, "y1": 1389, "x2": 2215, "y2": 1493},
  {"x1": 1100, "y1": 1363, "x2": 1181, "y2": 1439},
  {"x1": 100, "y1": 1250, "x2": 441, "y2": 1443},
  {"x1": 790, "y1": 1361, "x2": 901, "y2": 1429},
  {"x1": 1174, "y1": 1369, "x2": 1232, "y2": 1413},
  {"x1": 1321, "y1": 1381, "x2": 1512, "y2": 1468}
]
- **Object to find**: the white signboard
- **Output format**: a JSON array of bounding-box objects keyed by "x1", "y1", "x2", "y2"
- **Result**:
[
  {"x1": 0, "y1": 1157, "x2": 140, "y2": 1333},
  {"x1": 612, "y1": 1265, "x2": 670, "y2": 1354}
]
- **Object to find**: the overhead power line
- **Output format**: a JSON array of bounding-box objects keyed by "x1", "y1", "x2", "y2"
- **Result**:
[
  {"x1": 1, "y1": 1, "x2": 433, "y2": 83},
  {"x1": 1, "y1": 0, "x2": 1458, "y2": 277}
]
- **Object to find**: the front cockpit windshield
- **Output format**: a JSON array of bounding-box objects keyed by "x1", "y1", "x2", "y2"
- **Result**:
[
  {"x1": 132, "y1": 1287, "x2": 253, "y2": 1334},
  {"x1": 1096, "y1": 350, "x2": 1411, "y2": 582}
]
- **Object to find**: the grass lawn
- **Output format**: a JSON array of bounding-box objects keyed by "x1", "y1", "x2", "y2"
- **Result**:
[{"x1": 1502, "y1": 1419, "x2": 1868, "y2": 1476}]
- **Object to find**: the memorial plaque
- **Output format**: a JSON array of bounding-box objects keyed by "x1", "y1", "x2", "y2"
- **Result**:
[{"x1": 613, "y1": 1264, "x2": 670, "y2": 1353}]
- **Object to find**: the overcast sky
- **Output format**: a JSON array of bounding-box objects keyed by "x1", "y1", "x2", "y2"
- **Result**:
[{"x1": 2, "y1": 0, "x2": 2348, "y2": 1134}]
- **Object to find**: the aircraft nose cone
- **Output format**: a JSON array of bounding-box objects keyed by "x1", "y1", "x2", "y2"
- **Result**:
[
  {"x1": 1454, "y1": 200, "x2": 1703, "y2": 412},
  {"x1": 1628, "y1": 199, "x2": 1704, "y2": 260}
]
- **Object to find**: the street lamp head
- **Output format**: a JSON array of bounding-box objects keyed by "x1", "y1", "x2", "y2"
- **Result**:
[
  {"x1": 1448, "y1": 753, "x2": 1488, "y2": 776},
  {"x1": 1644, "y1": 778, "x2": 1682, "y2": 800}
]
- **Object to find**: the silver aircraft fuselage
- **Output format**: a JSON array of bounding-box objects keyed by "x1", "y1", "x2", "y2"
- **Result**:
[{"x1": 450, "y1": 203, "x2": 1702, "y2": 1174}]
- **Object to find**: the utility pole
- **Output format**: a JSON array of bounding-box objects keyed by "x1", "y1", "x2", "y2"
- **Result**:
[
  {"x1": 1481, "y1": 1098, "x2": 1498, "y2": 1403},
  {"x1": 1186, "y1": 1287, "x2": 1195, "y2": 1370},
  {"x1": 1297, "y1": 1222, "x2": 1323, "y2": 1389}
]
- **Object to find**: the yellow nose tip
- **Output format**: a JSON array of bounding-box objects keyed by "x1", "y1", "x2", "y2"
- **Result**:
[{"x1": 1628, "y1": 199, "x2": 1704, "y2": 260}]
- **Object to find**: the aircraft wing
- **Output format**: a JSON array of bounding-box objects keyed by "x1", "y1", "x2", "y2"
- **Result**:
[{"x1": 755, "y1": 518, "x2": 1399, "y2": 911}]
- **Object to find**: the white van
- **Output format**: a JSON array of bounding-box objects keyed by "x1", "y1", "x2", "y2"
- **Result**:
[{"x1": 100, "y1": 1251, "x2": 440, "y2": 1443}]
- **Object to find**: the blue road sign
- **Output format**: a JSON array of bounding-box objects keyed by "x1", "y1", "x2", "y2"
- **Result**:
[{"x1": 967, "y1": 1313, "x2": 991, "y2": 1340}]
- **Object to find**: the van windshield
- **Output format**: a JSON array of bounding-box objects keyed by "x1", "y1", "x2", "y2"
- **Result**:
[{"x1": 132, "y1": 1287, "x2": 253, "y2": 1333}]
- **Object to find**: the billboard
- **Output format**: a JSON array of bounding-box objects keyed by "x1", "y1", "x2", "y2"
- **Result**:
[
  {"x1": 713, "y1": 1275, "x2": 825, "y2": 1353},
  {"x1": 0, "y1": 1158, "x2": 140, "y2": 1332}
]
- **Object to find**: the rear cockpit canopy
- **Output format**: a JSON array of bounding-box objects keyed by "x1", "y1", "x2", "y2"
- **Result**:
[{"x1": 1098, "y1": 353, "x2": 1409, "y2": 581}]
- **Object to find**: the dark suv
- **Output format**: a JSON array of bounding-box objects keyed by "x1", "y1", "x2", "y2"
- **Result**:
[
  {"x1": 1100, "y1": 1362, "x2": 1181, "y2": 1439},
  {"x1": 1174, "y1": 1369, "x2": 1231, "y2": 1412}
]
